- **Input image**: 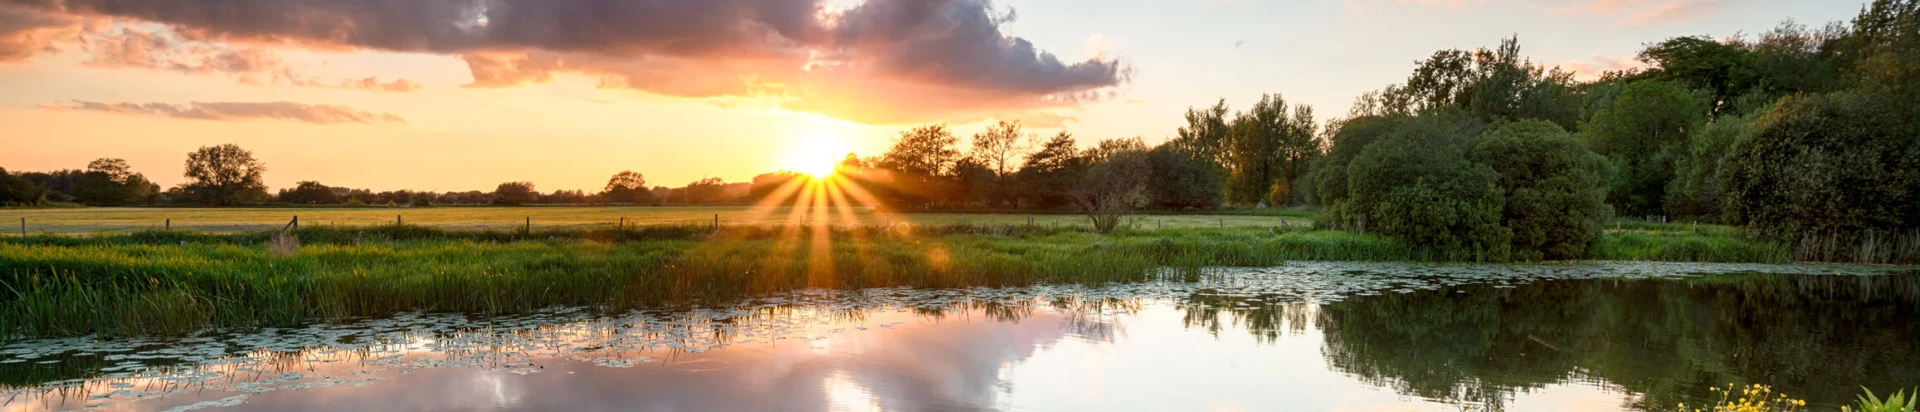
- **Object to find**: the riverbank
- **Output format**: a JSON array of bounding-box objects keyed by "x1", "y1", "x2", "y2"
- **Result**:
[{"x1": 0, "y1": 221, "x2": 1834, "y2": 339}]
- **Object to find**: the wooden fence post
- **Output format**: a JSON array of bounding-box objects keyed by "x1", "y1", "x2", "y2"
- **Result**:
[
  {"x1": 619, "y1": 217, "x2": 625, "y2": 228},
  {"x1": 292, "y1": 216, "x2": 298, "y2": 230},
  {"x1": 525, "y1": 217, "x2": 531, "y2": 232},
  {"x1": 18, "y1": 217, "x2": 23, "y2": 236},
  {"x1": 397, "y1": 214, "x2": 403, "y2": 225},
  {"x1": 165, "y1": 218, "x2": 171, "y2": 231},
  {"x1": 713, "y1": 214, "x2": 719, "y2": 230}
]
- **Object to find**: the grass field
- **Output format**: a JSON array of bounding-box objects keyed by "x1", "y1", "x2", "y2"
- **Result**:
[{"x1": 0, "y1": 206, "x2": 1309, "y2": 235}]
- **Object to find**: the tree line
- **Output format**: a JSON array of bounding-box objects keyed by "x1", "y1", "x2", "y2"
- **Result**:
[
  {"x1": 4, "y1": 1, "x2": 1914, "y2": 258},
  {"x1": 1306, "y1": 1, "x2": 1919, "y2": 260},
  {"x1": 835, "y1": 1, "x2": 1917, "y2": 252},
  {"x1": 0, "y1": 145, "x2": 762, "y2": 208}
]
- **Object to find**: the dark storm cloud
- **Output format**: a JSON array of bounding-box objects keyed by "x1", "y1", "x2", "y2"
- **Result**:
[
  {"x1": 829, "y1": 0, "x2": 1122, "y2": 94},
  {"x1": 46, "y1": 100, "x2": 408, "y2": 124},
  {"x1": 6, "y1": 0, "x2": 1127, "y2": 123}
]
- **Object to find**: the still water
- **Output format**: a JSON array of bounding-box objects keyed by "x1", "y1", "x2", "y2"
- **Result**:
[{"x1": 4, "y1": 262, "x2": 1917, "y2": 411}]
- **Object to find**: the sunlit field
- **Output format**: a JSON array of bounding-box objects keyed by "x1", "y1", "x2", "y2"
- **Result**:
[{"x1": 0, "y1": 206, "x2": 1309, "y2": 235}]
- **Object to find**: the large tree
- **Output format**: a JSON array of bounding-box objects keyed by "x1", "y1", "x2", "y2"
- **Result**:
[
  {"x1": 877, "y1": 124, "x2": 962, "y2": 208},
  {"x1": 183, "y1": 144, "x2": 269, "y2": 205},
  {"x1": 1356, "y1": 36, "x2": 1584, "y2": 131},
  {"x1": 1580, "y1": 79, "x2": 1705, "y2": 217},
  {"x1": 879, "y1": 124, "x2": 961, "y2": 178},
  {"x1": 1015, "y1": 131, "x2": 1084, "y2": 209},
  {"x1": 1636, "y1": 36, "x2": 1758, "y2": 117},
  {"x1": 1174, "y1": 100, "x2": 1233, "y2": 166},
  {"x1": 602, "y1": 170, "x2": 656, "y2": 204},
  {"x1": 969, "y1": 120, "x2": 1028, "y2": 177},
  {"x1": 968, "y1": 120, "x2": 1029, "y2": 207},
  {"x1": 73, "y1": 158, "x2": 156, "y2": 206}
]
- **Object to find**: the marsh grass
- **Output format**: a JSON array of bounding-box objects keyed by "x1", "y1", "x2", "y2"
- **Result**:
[
  {"x1": 1592, "y1": 232, "x2": 1792, "y2": 263},
  {"x1": 0, "y1": 220, "x2": 1887, "y2": 340},
  {"x1": 1789, "y1": 230, "x2": 1920, "y2": 265},
  {"x1": 0, "y1": 223, "x2": 1425, "y2": 339},
  {"x1": 1599, "y1": 220, "x2": 1919, "y2": 264}
]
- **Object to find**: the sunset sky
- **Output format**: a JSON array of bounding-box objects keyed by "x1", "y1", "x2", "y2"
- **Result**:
[{"x1": 0, "y1": 0, "x2": 1869, "y2": 193}]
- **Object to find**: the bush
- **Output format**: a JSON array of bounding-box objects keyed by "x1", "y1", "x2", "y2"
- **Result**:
[
  {"x1": 1472, "y1": 121, "x2": 1613, "y2": 260},
  {"x1": 1343, "y1": 114, "x2": 1511, "y2": 261},
  {"x1": 1719, "y1": 90, "x2": 1920, "y2": 241}
]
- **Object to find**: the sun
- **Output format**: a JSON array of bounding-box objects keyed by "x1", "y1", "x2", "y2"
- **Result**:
[{"x1": 781, "y1": 136, "x2": 847, "y2": 177}]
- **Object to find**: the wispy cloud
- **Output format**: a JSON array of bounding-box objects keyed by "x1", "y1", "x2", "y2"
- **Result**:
[
  {"x1": 1551, "y1": 54, "x2": 1650, "y2": 80},
  {"x1": 1540, "y1": 0, "x2": 1725, "y2": 26},
  {"x1": 0, "y1": 3, "x2": 80, "y2": 62},
  {"x1": 5, "y1": 0, "x2": 1128, "y2": 125},
  {"x1": 43, "y1": 100, "x2": 408, "y2": 124},
  {"x1": 80, "y1": 26, "x2": 422, "y2": 92}
]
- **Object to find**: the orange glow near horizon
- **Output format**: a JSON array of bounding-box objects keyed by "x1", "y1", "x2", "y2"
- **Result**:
[
  {"x1": 689, "y1": 162, "x2": 947, "y2": 290},
  {"x1": 781, "y1": 134, "x2": 853, "y2": 178}
]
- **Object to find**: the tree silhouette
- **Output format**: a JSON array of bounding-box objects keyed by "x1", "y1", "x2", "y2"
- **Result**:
[
  {"x1": 183, "y1": 144, "x2": 268, "y2": 205},
  {"x1": 493, "y1": 181, "x2": 537, "y2": 206},
  {"x1": 602, "y1": 171, "x2": 655, "y2": 204}
]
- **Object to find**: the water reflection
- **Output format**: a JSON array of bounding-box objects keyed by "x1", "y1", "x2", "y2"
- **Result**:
[
  {"x1": 1310, "y1": 273, "x2": 1920, "y2": 410},
  {"x1": 0, "y1": 263, "x2": 1913, "y2": 411}
]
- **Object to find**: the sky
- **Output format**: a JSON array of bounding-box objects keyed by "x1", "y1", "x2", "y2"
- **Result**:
[{"x1": 0, "y1": 0, "x2": 1872, "y2": 193}]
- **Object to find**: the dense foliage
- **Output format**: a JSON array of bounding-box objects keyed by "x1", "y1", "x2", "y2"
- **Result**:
[
  {"x1": 0, "y1": 168, "x2": 49, "y2": 207},
  {"x1": 1581, "y1": 80, "x2": 1702, "y2": 217},
  {"x1": 182, "y1": 144, "x2": 270, "y2": 206},
  {"x1": 1342, "y1": 114, "x2": 1510, "y2": 260},
  {"x1": 1719, "y1": 91, "x2": 1920, "y2": 240},
  {"x1": 1144, "y1": 144, "x2": 1226, "y2": 210},
  {"x1": 1472, "y1": 121, "x2": 1613, "y2": 260}
]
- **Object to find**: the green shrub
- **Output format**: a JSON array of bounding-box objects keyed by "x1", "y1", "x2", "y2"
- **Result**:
[
  {"x1": 1344, "y1": 114, "x2": 1511, "y2": 261},
  {"x1": 1719, "y1": 90, "x2": 1920, "y2": 242},
  {"x1": 1473, "y1": 120, "x2": 1613, "y2": 260}
]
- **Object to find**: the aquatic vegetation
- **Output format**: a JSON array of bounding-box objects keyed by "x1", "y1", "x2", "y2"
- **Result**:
[
  {"x1": 1848, "y1": 387, "x2": 1919, "y2": 412},
  {"x1": 1678, "y1": 384, "x2": 1808, "y2": 412}
]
